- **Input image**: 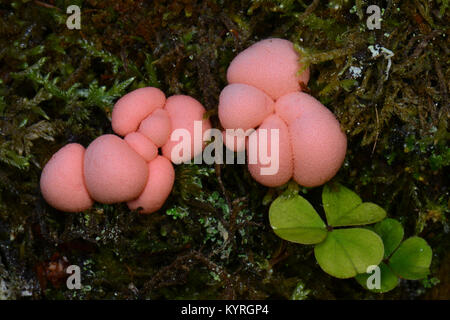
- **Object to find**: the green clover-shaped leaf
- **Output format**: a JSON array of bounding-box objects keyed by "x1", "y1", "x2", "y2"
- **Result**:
[
  {"x1": 355, "y1": 262, "x2": 399, "y2": 293},
  {"x1": 356, "y1": 219, "x2": 432, "y2": 293},
  {"x1": 374, "y1": 218, "x2": 404, "y2": 258},
  {"x1": 269, "y1": 194, "x2": 327, "y2": 244},
  {"x1": 389, "y1": 236, "x2": 432, "y2": 280},
  {"x1": 314, "y1": 228, "x2": 384, "y2": 279},
  {"x1": 268, "y1": 184, "x2": 395, "y2": 280},
  {"x1": 322, "y1": 183, "x2": 386, "y2": 227},
  {"x1": 322, "y1": 183, "x2": 362, "y2": 222}
]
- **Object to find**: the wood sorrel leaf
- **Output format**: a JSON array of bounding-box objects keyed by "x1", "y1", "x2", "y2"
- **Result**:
[
  {"x1": 314, "y1": 228, "x2": 384, "y2": 278},
  {"x1": 269, "y1": 194, "x2": 327, "y2": 244},
  {"x1": 322, "y1": 183, "x2": 361, "y2": 225},
  {"x1": 374, "y1": 218, "x2": 404, "y2": 258},
  {"x1": 355, "y1": 262, "x2": 399, "y2": 293},
  {"x1": 389, "y1": 236, "x2": 432, "y2": 280},
  {"x1": 322, "y1": 183, "x2": 386, "y2": 227}
]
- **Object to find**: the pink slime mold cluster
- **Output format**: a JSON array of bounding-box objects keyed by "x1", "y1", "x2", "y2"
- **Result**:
[
  {"x1": 40, "y1": 38, "x2": 347, "y2": 214},
  {"x1": 40, "y1": 88, "x2": 210, "y2": 213},
  {"x1": 219, "y1": 38, "x2": 347, "y2": 187}
]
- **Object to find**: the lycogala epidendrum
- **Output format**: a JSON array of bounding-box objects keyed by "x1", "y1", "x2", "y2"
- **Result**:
[{"x1": 170, "y1": 120, "x2": 280, "y2": 176}]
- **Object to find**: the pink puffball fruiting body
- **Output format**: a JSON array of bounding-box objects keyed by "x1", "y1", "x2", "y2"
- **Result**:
[
  {"x1": 227, "y1": 38, "x2": 309, "y2": 100},
  {"x1": 84, "y1": 134, "x2": 149, "y2": 204},
  {"x1": 222, "y1": 129, "x2": 251, "y2": 153},
  {"x1": 281, "y1": 93, "x2": 347, "y2": 187},
  {"x1": 218, "y1": 84, "x2": 274, "y2": 131},
  {"x1": 127, "y1": 156, "x2": 175, "y2": 214},
  {"x1": 138, "y1": 108, "x2": 171, "y2": 147},
  {"x1": 220, "y1": 38, "x2": 346, "y2": 188},
  {"x1": 124, "y1": 132, "x2": 158, "y2": 162},
  {"x1": 40, "y1": 143, "x2": 93, "y2": 212},
  {"x1": 247, "y1": 115, "x2": 293, "y2": 187},
  {"x1": 275, "y1": 91, "x2": 333, "y2": 125},
  {"x1": 162, "y1": 95, "x2": 211, "y2": 164},
  {"x1": 112, "y1": 87, "x2": 166, "y2": 136}
]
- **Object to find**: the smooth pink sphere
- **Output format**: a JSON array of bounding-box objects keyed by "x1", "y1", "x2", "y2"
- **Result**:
[
  {"x1": 127, "y1": 156, "x2": 175, "y2": 214},
  {"x1": 162, "y1": 95, "x2": 211, "y2": 164},
  {"x1": 275, "y1": 91, "x2": 334, "y2": 125},
  {"x1": 283, "y1": 93, "x2": 347, "y2": 187},
  {"x1": 112, "y1": 87, "x2": 166, "y2": 136},
  {"x1": 84, "y1": 134, "x2": 149, "y2": 203},
  {"x1": 227, "y1": 38, "x2": 309, "y2": 100},
  {"x1": 222, "y1": 129, "x2": 252, "y2": 153},
  {"x1": 40, "y1": 143, "x2": 93, "y2": 212},
  {"x1": 247, "y1": 114, "x2": 293, "y2": 187},
  {"x1": 124, "y1": 132, "x2": 158, "y2": 162},
  {"x1": 218, "y1": 83, "x2": 274, "y2": 131},
  {"x1": 138, "y1": 108, "x2": 171, "y2": 147}
]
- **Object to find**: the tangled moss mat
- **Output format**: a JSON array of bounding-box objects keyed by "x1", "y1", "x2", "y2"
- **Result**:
[{"x1": 0, "y1": 0, "x2": 448, "y2": 299}]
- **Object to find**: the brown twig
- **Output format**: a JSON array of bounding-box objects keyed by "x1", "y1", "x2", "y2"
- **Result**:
[
  {"x1": 298, "y1": 0, "x2": 320, "y2": 21},
  {"x1": 215, "y1": 163, "x2": 233, "y2": 213},
  {"x1": 34, "y1": 1, "x2": 61, "y2": 11},
  {"x1": 371, "y1": 106, "x2": 380, "y2": 156},
  {"x1": 433, "y1": 56, "x2": 448, "y2": 101}
]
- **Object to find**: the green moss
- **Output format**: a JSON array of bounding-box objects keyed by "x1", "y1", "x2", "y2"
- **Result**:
[{"x1": 0, "y1": 0, "x2": 448, "y2": 300}]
